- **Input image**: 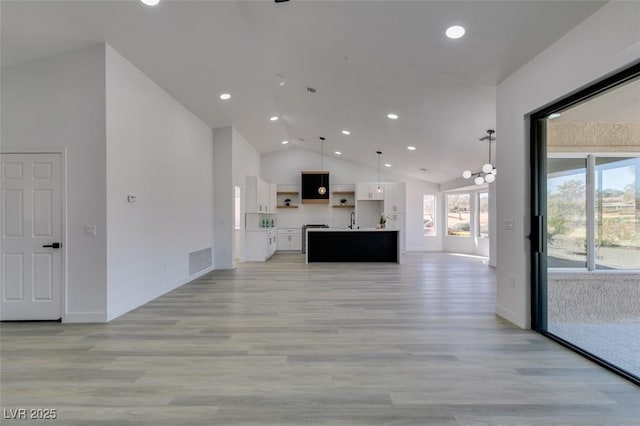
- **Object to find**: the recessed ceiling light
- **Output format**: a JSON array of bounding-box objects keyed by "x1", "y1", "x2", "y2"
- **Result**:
[
  {"x1": 140, "y1": 0, "x2": 160, "y2": 5},
  {"x1": 385, "y1": 163, "x2": 391, "y2": 167},
  {"x1": 407, "y1": 146, "x2": 416, "y2": 151},
  {"x1": 446, "y1": 25, "x2": 465, "y2": 39},
  {"x1": 387, "y1": 113, "x2": 399, "y2": 120},
  {"x1": 548, "y1": 113, "x2": 562, "y2": 119},
  {"x1": 219, "y1": 93, "x2": 231, "y2": 100},
  {"x1": 335, "y1": 151, "x2": 342, "y2": 155},
  {"x1": 270, "y1": 116, "x2": 279, "y2": 121},
  {"x1": 281, "y1": 140, "x2": 289, "y2": 145},
  {"x1": 341, "y1": 130, "x2": 351, "y2": 135}
]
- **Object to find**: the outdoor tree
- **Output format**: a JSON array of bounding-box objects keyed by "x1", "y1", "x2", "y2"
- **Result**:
[{"x1": 547, "y1": 178, "x2": 585, "y2": 245}]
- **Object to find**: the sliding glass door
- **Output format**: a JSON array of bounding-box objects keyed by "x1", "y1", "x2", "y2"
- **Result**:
[{"x1": 531, "y1": 63, "x2": 640, "y2": 384}]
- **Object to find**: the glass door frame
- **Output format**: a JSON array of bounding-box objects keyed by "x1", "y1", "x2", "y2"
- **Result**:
[{"x1": 530, "y1": 61, "x2": 640, "y2": 385}]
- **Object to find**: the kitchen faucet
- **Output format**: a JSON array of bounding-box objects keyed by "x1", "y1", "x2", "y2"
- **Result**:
[{"x1": 349, "y1": 211, "x2": 355, "y2": 229}]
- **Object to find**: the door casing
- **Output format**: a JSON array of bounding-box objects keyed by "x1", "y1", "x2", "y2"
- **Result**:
[{"x1": 1, "y1": 150, "x2": 67, "y2": 321}]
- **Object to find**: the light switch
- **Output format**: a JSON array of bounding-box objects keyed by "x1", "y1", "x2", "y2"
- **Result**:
[
  {"x1": 504, "y1": 219, "x2": 515, "y2": 231},
  {"x1": 84, "y1": 225, "x2": 97, "y2": 236}
]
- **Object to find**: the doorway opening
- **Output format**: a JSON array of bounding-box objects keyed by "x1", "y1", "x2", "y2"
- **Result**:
[{"x1": 530, "y1": 62, "x2": 640, "y2": 385}]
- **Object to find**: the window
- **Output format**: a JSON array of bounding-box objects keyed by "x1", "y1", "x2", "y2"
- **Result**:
[
  {"x1": 547, "y1": 155, "x2": 639, "y2": 270},
  {"x1": 547, "y1": 158, "x2": 587, "y2": 268},
  {"x1": 595, "y1": 157, "x2": 640, "y2": 270},
  {"x1": 423, "y1": 195, "x2": 436, "y2": 236},
  {"x1": 477, "y1": 192, "x2": 489, "y2": 238},
  {"x1": 447, "y1": 193, "x2": 470, "y2": 236}
]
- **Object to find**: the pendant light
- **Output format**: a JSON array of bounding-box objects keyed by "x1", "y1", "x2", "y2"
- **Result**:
[
  {"x1": 376, "y1": 151, "x2": 383, "y2": 193},
  {"x1": 318, "y1": 137, "x2": 327, "y2": 195},
  {"x1": 462, "y1": 130, "x2": 496, "y2": 185}
]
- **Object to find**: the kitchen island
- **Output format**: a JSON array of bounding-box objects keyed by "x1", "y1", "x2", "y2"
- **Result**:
[{"x1": 306, "y1": 228, "x2": 400, "y2": 263}]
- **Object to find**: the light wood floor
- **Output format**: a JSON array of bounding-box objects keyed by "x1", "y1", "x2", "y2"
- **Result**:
[{"x1": 1, "y1": 252, "x2": 638, "y2": 425}]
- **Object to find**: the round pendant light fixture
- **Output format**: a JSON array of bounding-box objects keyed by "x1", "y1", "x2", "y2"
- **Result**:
[
  {"x1": 318, "y1": 137, "x2": 327, "y2": 195},
  {"x1": 376, "y1": 151, "x2": 384, "y2": 193}
]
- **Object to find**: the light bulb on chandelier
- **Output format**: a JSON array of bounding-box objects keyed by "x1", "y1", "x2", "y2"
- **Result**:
[{"x1": 462, "y1": 129, "x2": 496, "y2": 185}]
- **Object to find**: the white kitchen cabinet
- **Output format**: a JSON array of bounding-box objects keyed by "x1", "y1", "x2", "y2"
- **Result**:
[
  {"x1": 246, "y1": 176, "x2": 271, "y2": 213},
  {"x1": 384, "y1": 182, "x2": 406, "y2": 213},
  {"x1": 245, "y1": 229, "x2": 276, "y2": 261},
  {"x1": 277, "y1": 228, "x2": 302, "y2": 251},
  {"x1": 258, "y1": 178, "x2": 269, "y2": 212},
  {"x1": 269, "y1": 183, "x2": 278, "y2": 213},
  {"x1": 268, "y1": 229, "x2": 277, "y2": 257},
  {"x1": 385, "y1": 212, "x2": 404, "y2": 230},
  {"x1": 356, "y1": 182, "x2": 384, "y2": 200}
]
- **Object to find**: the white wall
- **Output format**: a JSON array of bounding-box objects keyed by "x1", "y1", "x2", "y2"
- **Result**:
[
  {"x1": 261, "y1": 148, "x2": 441, "y2": 251},
  {"x1": 488, "y1": 182, "x2": 497, "y2": 267},
  {"x1": 1, "y1": 45, "x2": 108, "y2": 322},
  {"x1": 232, "y1": 128, "x2": 261, "y2": 189},
  {"x1": 496, "y1": 2, "x2": 640, "y2": 328},
  {"x1": 405, "y1": 180, "x2": 442, "y2": 252},
  {"x1": 105, "y1": 46, "x2": 214, "y2": 320},
  {"x1": 213, "y1": 127, "x2": 234, "y2": 269},
  {"x1": 231, "y1": 128, "x2": 261, "y2": 262}
]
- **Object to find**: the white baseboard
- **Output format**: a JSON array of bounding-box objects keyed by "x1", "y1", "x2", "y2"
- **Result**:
[
  {"x1": 495, "y1": 304, "x2": 528, "y2": 329},
  {"x1": 63, "y1": 311, "x2": 108, "y2": 323},
  {"x1": 106, "y1": 266, "x2": 215, "y2": 322}
]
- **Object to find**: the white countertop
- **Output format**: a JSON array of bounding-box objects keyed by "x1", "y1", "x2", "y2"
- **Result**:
[{"x1": 307, "y1": 228, "x2": 398, "y2": 232}]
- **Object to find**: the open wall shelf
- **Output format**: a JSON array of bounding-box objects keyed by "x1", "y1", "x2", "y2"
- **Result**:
[
  {"x1": 277, "y1": 188, "x2": 300, "y2": 208},
  {"x1": 332, "y1": 189, "x2": 355, "y2": 209}
]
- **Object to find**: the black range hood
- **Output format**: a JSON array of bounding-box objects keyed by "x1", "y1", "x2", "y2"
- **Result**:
[{"x1": 301, "y1": 171, "x2": 329, "y2": 204}]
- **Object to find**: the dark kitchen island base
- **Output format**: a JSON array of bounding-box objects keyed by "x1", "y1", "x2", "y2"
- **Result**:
[{"x1": 306, "y1": 229, "x2": 399, "y2": 263}]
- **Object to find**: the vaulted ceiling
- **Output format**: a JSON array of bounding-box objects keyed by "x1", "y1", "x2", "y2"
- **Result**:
[{"x1": 1, "y1": 0, "x2": 606, "y2": 182}]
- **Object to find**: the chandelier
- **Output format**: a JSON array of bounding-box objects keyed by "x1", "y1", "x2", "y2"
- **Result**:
[{"x1": 462, "y1": 129, "x2": 496, "y2": 185}]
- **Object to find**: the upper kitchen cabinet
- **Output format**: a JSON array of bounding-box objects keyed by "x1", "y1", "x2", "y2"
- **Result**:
[
  {"x1": 269, "y1": 183, "x2": 277, "y2": 213},
  {"x1": 384, "y1": 182, "x2": 406, "y2": 213},
  {"x1": 246, "y1": 175, "x2": 272, "y2": 213},
  {"x1": 356, "y1": 182, "x2": 384, "y2": 200}
]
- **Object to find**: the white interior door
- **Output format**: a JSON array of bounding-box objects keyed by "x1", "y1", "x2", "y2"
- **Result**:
[{"x1": 1, "y1": 153, "x2": 62, "y2": 320}]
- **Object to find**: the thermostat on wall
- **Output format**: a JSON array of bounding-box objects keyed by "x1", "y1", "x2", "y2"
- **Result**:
[{"x1": 127, "y1": 195, "x2": 137, "y2": 203}]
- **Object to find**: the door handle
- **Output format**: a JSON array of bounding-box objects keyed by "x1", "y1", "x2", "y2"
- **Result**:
[{"x1": 42, "y1": 242, "x2": 61, "y2": 249}]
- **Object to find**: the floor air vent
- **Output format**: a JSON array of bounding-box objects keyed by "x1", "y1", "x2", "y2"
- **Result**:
[{"x1": 189, "y1": 247, "x2": 212, "y2": 275}]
